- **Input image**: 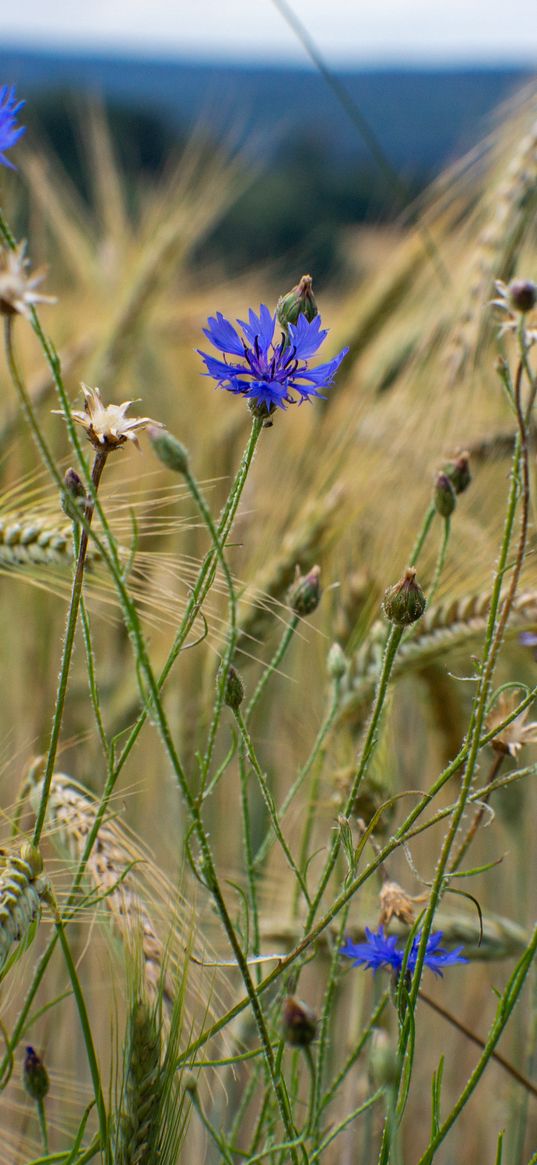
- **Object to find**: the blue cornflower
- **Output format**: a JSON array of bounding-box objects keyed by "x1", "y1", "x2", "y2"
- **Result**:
[
  {"x1": 197, "y1": 304, "x2": 348, "y2": 413},
  {"x1": 341, "y1": 926, "x2": 468, "y2": 978},
  {"x1": 0, "y1": 86, "x2": 25, "y2": 169}
]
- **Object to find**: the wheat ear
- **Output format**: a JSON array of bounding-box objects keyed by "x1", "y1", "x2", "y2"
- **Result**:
[
  {"x1": 0, "y1": 843, "x2": 49, "y2": 975},
  {"x1": 29, "y1": 772, "x2": 172, "y2": 1008},
  {"x1": 115, "y1": 998, "x2": 162, "y2": 1165},
  {"x1": 339, "y1": 588, "x2": 537, "y2": 722}
]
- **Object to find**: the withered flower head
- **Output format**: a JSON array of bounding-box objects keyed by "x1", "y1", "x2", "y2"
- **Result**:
[
  {"x1": 379, "y1": 880, "x2": 417, "y2": 928},
  {"x1": 64, "y1": 384, "x2": 162, "y2": 452},
  {"x1": 486, "y1": 691, "x2": 537, "y2": 758},
  {"x1": 491, "y1": 279, "x2": 537, "y2": 345},
  {"x1": 0, "y1": 242, "x2": 56, "y2": 319}
]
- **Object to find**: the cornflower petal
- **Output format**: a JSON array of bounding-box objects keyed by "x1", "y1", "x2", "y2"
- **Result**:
[
  {"x1": 293, "y1": 348, "x2": 349, "y2": 389},
  {"x1": 0, "y1": 85, "x2": 25, "y2": 170},
  {"x1": 288, "y1": 314, "x2": 328, "y2": 358},
  {"x1": 202, "y1": 311, "x2": 244, "y2": 356},
  {"x1": 341, "y1": 926, "x2": 468, "y2": 978},
  {"x1": 238, "y1": 304, "x2": 275, "y2": 351},
  {"x1": 198, "y1": 301, "x2": 347, "y2": 412}
]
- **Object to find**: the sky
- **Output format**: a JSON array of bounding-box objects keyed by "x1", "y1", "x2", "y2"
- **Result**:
[{"x1": 1, "y1": 0, "x2": 537, "y2": 66}]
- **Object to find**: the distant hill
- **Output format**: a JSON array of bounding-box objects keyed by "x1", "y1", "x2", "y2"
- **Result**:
[
  {"x1": 1, "y1": 47, "x2": 534, "y2": 276},
  {"x1": 0, "y1": 46, "x2": 532, "y2": 172}
]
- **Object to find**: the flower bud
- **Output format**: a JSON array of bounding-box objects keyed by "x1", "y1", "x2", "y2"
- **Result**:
[
  {"x1": 149, "y1": 427, "x2": 189, "y2": 476},
  {"x1": 434, "y1": 471, "x2": 456, "y2": 518},
  {"x1": 327, "y1": 642, "x2": 347, "y2": 680},
  {"x1": 382, "y1": 568, "x2": 426, "y2": 627},
  {"x1": 61, "y1": 467, "x2": 86, "y2": 520},
  {"x1": 282, "y1": 995, "x2": 318, "y2": 1047},
  {"x1": 443, "y1": 451, "x2": 471, "y2": 495},
  {"x1": 288, "y1": 565, "x2": 322, "y2": 617},
  {"x1": 218, "y1": 663, "x2": 244, "y2": 710},
  {"x1": 369, "y1": 1030, "x2": 400, "y2": 1089},
  {"x1": 277, "y1": 274, "x2": 318, "y2": 330},
  {"x1": 507, "y1": 279, "x2": 537, "y2": 314},
  {"x1": 23, "y1": 1046, "x2": 49, "y2": 1102}
]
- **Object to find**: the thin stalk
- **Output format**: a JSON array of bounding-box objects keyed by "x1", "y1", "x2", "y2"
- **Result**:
[
  {"x1": 448, "y1": 751, "x2": 504, "y2": 872},
  {"x1": 246, "y1": 615, "x2": 300, "y2": 722},
  {"x1": 239, "y1": 743, "x2": 261, "y2": 958},
  {"x1": 381, "y1": 355, "x2": 530, "y2": 1162},
  {"x1": 307, "y1": 624, "x2": 404, "y2": 923},
  {"x1": 54, "y1": 919, "x2": 109, "y2": 1161},
  {"x1": 416, "y1": 926, "x2": 537, "y2": 1165},
  {"x1": 32, "y1": 447, "x2": 109, "y2": 845},
  {"x1": 409, "y1": 503, "x2": 436, "y2": 567},
  {"x1": 254, "y1": 674, "x2": 342, "y2": 868},
  {"x1": 234, "y1": 707, "x2": 310, "y2": 904},
  {"x1": 426, "y1": 514, "x2": 451, "y2": 608},
  {"x1": 36, "y1": 1098, "x2": 49, "y2": 1156},
  {"x1": 419, "y1": 988, "x2": 537, "y2": 1098}
]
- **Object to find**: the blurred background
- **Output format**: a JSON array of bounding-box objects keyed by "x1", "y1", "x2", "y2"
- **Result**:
[{"x1": 1, "y1": 0, "x2": 536, "y2": 279}]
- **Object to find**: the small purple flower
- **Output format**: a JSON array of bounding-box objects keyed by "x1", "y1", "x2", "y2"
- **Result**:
[
  {"x1": 197, "y1": 304, "x2": 348, "y2": 413},
  {"x1": 341, "y1": 926, "x2": 468, "y2": 978},
  {"x1": 0, "y1": 86, "x2": 25, "y2": 170}
]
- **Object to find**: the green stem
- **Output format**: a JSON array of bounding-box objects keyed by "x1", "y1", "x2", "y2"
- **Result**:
[
  {"x1": 307, "y1": 624, "x2": 404, "y2": 923},
  {"x1": 234, "y1": 707, "x2": 310, "y2": 904},
  {"x1": 254, "y1": 675, "x2": 342, "y2": 868},
  {"x1": 54, "y1": 919, "x2": 109, "y2": 1161},
  {"x1": 416, "y1": 926, "x2": 537, "y2": 1165},
  {"x1": 32, "y1": 447, "x2": 109, "y2": 845},
  {"x1": 246, "y1": 615, "x2": 300, "y2": 722},
  {"x1": 36, "y1": 1098, "x2": 49, "y2": 1156},
  {"x1": 409, "y1": 503, "x2": 435, "y2": 566},
  {"x1": 426, "y1": 515, "x2": 451, "y2": 608}
]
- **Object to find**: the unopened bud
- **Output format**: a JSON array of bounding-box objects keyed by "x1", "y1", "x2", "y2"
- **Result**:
[
  {"x1": 282, "y1": 995, "x2": 318, "y2": 1047},
  {"x1": 288, "y1": 565, "x2": 322, "y2": 617},
  {"x1": 507, "y1": 279, "x2": 537, "y2": 314},
  {"x1": 23, "y1": 1046, "x2": 49, "y2": 1102},
  {"x1": 149, "y1": 427, "x2": 189, "y2": 476},
  {"x1": 434, "y1": 471, "x2": 456, "y2": 518},
  {"x1": 443, "y1": 451, "x2": 471, "y2": 496},
  {"x1": 382, "y1": 567, "x2": 426, "y2": 627},
  {"x1": 369, "y1": 1030, "x2": 400, "y2": 1088},
  {"x1": 327, "y1": 642, "x2": 347, "y2": 680},
  {"x1": 277, "y1": 274, "x2": 318, "y2": 330},
  {"x1": 218, "y1": 663, "x2": 244, "y2": 710},
  {"x1": 61, "y1": 468, "x2": 86, "y2": 520}
]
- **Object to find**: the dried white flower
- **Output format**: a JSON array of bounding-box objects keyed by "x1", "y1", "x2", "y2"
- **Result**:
[
  {"x1": 0, "y1": 242, "x2": 56, "y2": 319},
  {"x1": 486, "y1": 691, "x2": 537, "y2": 758},
  {"x1": 58, "y1": 384, "x2": 162, "y2": 453}
]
